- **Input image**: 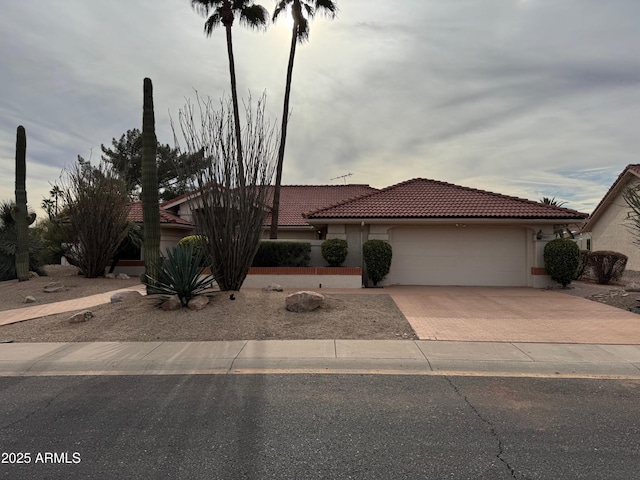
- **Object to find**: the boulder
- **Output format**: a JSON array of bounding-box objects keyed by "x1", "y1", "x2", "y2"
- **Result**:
[
  {"x1": 263, "y1": 283, "x2": 283, "y2": 292},
  {"x1": 105, "y1": 273, "x2": 116, "y2": 279},
  {"x1": 24, "y1": 296, "x2": 36, "y2": 304},
  {"x1": 116, "y1": 273, "x2": 130, "y2": 280},
  {"x1": 110, "y1": 291, "x2": 142, "y2": 303},
  {"x1": 69, "y1": 310, "x2": 94, "y2": 324},
  {"x1": 285, "y1": 291, "x2": 324, "y2": 313},
  {"x1": 188, "y1": 295, "x2": 210, "y2": 311},
  {"x1": 29, "y1": 271, "x2": 39, "y2": 278},
  {"x1": 161, "y1": 295, "x2": 182, "y2": 311},
  {"x1": 625, "y1": 283, "x2": 640, "y2": 292},
  {"x1": 43, "y1": 281, "x2": 66, "y2": 293}
]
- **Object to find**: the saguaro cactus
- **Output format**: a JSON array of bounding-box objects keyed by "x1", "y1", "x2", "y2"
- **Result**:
[
  {"x1": 141, "y1": 78, "x2": 161, "y2": 292},
  {"x1": 13, "y1": 125, "x2": 30, "y2": 282}
]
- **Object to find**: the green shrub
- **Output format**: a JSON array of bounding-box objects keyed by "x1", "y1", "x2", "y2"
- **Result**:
[
  {"x1": 251, "y1": 241, "x2": 311, "y2": 267},
  {"x1": 588, "y1": 250, "x2": 627, "y2": 285},
  {"x1": 145, "y1": 243, "x2": 213, "y2": 306},
  {"x1": 363, "y1": 239, "x2": 392, "y2": 287},
  {"x1": 543, "y1": 238, "x2": 579, "y2": 287},
  {"x1": 321, "y1": 238, "x2": 349, "y2": 267},
  {"x1": 178, "y1": 235, "x2": 209, "y2": 266}
]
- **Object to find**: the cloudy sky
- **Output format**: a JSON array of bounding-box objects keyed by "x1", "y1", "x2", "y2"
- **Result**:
[{"x1": 1, "y1": 0, "x2": 639, "y2": 218}]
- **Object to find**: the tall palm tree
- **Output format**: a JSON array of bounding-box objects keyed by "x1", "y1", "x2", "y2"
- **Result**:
[
  {"x1": 191, "y1": 0, "x2": 268, "y2": 185},
  {"x1": 269, "y1": 0, "x2": 337, "y2": 238}
]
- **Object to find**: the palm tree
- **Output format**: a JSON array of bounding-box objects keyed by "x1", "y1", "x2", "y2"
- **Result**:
[
  {"x1": 191, "y1": 0, "x2": 268, "y2": 185},
  {"x1": 540, "y1": 196, "x2": 567, "y2": 207},
  {"x1": 269, "y1": 0, "x2": 337, "y2": 238}
]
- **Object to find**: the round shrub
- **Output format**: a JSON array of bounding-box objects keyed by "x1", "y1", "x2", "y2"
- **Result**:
[
  {"x1": 543, "y1": 238, "x2": 579, "y2": 287},
  {"x1": 178, "y1": 235, "x2": 209, "y2": 266},
  {"x1": 363, "y1": 239, "x2": 392, "y2": 287},
  {"x1": 321, "y1": 238, "x2": 349, "y2": 267}
]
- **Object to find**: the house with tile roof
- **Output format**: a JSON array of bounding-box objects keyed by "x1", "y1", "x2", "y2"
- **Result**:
[
  {"x1": 305, "y1": 178, "x2": 588, "y2": 287},
  {"x1": 160, "y1": 184, "x2": 378, "y2": 240},
  {"x1": 125, "y1": 179, "x2": 588, "y2": 287},
  {"x1": 583, "y1": 164, "x2": 640, "y2": 270}
]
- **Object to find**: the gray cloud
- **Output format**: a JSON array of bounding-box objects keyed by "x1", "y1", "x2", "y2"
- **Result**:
[{"x1": 1, "y1": 0, "x2": 639, "y2": 217}]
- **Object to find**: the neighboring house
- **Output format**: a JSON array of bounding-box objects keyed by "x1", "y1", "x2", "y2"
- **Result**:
[
  {"x1": 113, "y1": 201, "x2": 194, "y2": 275},
  {"x1": 305, "y1": 178, "x2": 588, "y2": 287},
  {"x1": 583, "y1": 164, "x2": 640, "y2": 270},
  {"x1": 161, "y1": 184, "x2": 378, "y2": 240}
]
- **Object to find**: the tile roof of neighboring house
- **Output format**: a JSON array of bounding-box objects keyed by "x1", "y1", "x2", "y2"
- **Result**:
[
  {"x1": 261, "y1": 185, "x2": 379, "y2": 227},
  {"x1": 306, "y1": 178, "x2": 589, "y2": 220},
  {"x1": 583, "y1": 164, "x2": 640, "y2": 231},
  {"x1": 127, "y1": 201, "x2": 194, "y2": 226}
]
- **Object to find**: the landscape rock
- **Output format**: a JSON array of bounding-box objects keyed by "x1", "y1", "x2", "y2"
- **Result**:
[
  {"x1": 69, "y1": 310, "x2": 94, "y2": 324},
  {"x1": 285, "y1": 291, "x2": 324, "y2": 313},
  {"x1": 625, "y1": 283, "x2": 640, "y2": 292},
  {"x1": 116, "y1": 273, "x2": 130, "y2": 280},
  {"x1": 24, "y1": 296, "x2": 36, "y2": 304},
  {"x1": 188, "y1": 295, "x2": 210, "y2": 311},
  {"x1": 105, "y1": 273, "x2": 116, "y2": 279},
  {"x1": 161, "y1": 295, "x2": 183, "y2": 311},
  {"x1": 110, "y1": 291, "x2": 143, "y2": 303},
  {"x1": 29, "y1": 271, "x2": 39, "y2": 278},
  {"x1": 43, "y1": 281, "x2": 67, "y2": 293},
  {"x1": 263, "y1": 283, "x2": 283, "y2": 292}
]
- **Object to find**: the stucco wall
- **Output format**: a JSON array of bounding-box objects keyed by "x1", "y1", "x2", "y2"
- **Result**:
[{"x1": 591, "y1": 180, "x2": 640, "y2": 270}]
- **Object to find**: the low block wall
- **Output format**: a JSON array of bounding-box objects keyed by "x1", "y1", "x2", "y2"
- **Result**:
[{"x1": 244, "y1": 267, "x2": 362, "y2": 289}]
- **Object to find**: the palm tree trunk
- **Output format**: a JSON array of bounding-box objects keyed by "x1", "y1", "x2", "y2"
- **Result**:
[
  {"x1": 225, "y1": 24, "x2": 245, "y2": 187},
  {"x1": 270, "y1": 24, "x2": 298, "y2": 239}
]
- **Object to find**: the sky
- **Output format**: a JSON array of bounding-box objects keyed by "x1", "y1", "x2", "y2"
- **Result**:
[{"x1": 1, "y1": 0, "x2": 639, "y2": 219}]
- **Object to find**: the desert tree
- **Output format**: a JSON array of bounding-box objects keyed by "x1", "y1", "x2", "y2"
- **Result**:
[
  {"x1": 190, "y1": 0, "x2": 269, "y2": 185},
  {"x1": 270, "y1": 0, "x2": 337, "y2": 238},
  {"x1": 173, "y1": 93, "x2": 277, "y2": 291},
  {"x1": 61, "y1": 157, "x2": 131, "y2": 278},
  {"x1": 101, "y1": 128, "x2": 205, "y2": 202}
]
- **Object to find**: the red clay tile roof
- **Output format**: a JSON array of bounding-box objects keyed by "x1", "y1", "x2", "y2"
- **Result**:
[
  {"x1": 583, "y1": 164, "x2": 640, "y2": 230},
  {"x1": 306, "y1": 178, "x2": 588, "y2": 220},
  {"x1": 127, "y1": 201, "x2": 193, "y2": 226},
  {"x1": 262, "y1": 185, "x2": 379, "y2": 226}
]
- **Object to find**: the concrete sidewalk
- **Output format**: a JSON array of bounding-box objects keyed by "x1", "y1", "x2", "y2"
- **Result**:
[{"x1": 2, "y1": 340, "x2": 640, "y2": 379}]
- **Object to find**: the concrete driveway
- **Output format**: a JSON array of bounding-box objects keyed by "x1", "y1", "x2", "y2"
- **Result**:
[{"x1": 384, "y1": 286, "x2": 640, "y2": 344}]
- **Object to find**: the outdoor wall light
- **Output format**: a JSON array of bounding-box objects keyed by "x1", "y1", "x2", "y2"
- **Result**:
[{"x1": 536, "y1": 230, "x2": 543, "y2": 240}]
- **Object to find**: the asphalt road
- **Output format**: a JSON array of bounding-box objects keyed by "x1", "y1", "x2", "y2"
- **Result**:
[{"x1": 1, "y1": 375, "x2": 639, "y2": 479}]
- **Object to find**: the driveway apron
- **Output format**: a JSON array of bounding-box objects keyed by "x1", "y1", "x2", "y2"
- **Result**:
[{"x1": 386, "y1": 286, "x2": 640, "y2": 344}]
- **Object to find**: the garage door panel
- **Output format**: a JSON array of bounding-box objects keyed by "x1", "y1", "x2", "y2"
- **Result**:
[{"x1": 389, "y1": 227, "x2": 526, "y2": 286}]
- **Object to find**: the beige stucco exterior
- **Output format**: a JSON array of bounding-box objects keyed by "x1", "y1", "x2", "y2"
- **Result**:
[{"x1": 587, "y1": 177, "x2": 640, "y2": 270}]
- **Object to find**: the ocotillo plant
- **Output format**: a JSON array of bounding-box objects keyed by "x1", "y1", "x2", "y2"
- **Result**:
[
  {"x1": 13, "y1": 125, "x2": 30, "y2": 281},
  {"x1": 141, "y1": 78, "x2": 161, "y2": 292}
]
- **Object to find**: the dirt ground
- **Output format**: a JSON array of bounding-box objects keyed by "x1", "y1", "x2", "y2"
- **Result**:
[{"x1": 0, "y1": 266, "x2": 416, "y2": 342}]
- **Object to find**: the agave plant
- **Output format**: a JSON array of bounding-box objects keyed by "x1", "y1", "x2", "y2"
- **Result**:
[{"x1": 145, "y1": 243, "x2": 214, "y2": 306}]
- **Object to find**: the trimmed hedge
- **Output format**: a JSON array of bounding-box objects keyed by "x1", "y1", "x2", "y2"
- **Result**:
[
  {"x1": 588, "y1": 250, "x2": 627, "y2": 285},
  {"x1": 363, "y1": 239, "x2": 392, "y2": 286},
  {"x1": 321, "y1": 238, "x2": 349, "y2": 267},
  {"x1": 251, "y1": 241, "x2": 311, "y2": 267},
  {"x1": 543, "y1": 238, "x2": 579, "y2": 287}
]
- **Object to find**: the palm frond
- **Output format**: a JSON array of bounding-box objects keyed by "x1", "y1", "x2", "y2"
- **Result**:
[
  {"x1": 203, "y1": 13, "x2": 223, "y2": 34},
  {"x1": 315, "y1": 0, "x2": 337, "y2": 17},
  {"x1": 272, "y1": 0, "x2": 288, "y2": 21},
  {"x1": 239, "y1": 4, "x2": 269, "y2": 29}
]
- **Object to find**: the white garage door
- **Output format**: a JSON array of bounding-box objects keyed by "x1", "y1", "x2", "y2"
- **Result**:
[{"x1": 388, "y1": 226, "x2": 527, "y2": 286}]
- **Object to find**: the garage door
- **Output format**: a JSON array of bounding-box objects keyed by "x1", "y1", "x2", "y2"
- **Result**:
[{"x1": 388, "y1": 226, "x2": 527, "y2": 286}]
